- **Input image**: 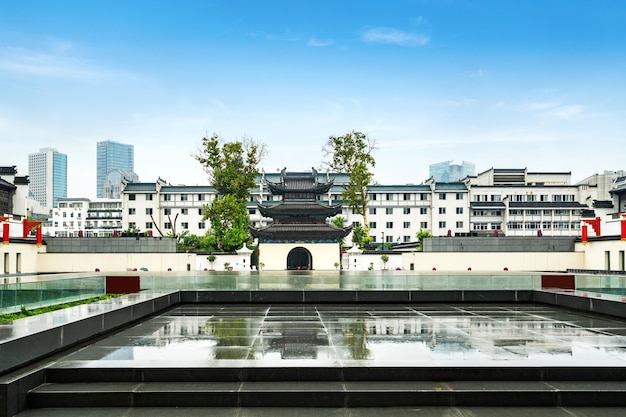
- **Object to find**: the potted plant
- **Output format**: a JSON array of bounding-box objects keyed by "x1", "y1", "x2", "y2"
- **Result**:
[
  {"x1": 381, "y1": 254, "x2": 389, "y2": 270},
  {"x1": 207, "y1": 254, "x2": 216, "y2": 270},
  {"x1": 224, "y1": 262, "x2": 232, "y2": 271}
]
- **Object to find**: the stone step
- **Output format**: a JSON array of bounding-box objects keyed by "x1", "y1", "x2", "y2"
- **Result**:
[
  {"x1": 28, "y1": 380, "x2": 626, "y2": 408},
  {"x1": 43, "y1": 365, "x2": 626, "y2": 383}
]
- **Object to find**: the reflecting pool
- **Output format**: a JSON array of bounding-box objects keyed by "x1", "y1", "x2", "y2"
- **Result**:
[{"x1": 57, "y1": 303, "x2": 626, "y2": 368}]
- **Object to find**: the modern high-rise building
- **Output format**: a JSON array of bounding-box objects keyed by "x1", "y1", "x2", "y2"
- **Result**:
[
  {"x1": 96, "y1": 140, "x2": 135, "y2": 198},
  {"x1": 429, "y1": 160, "x2": 476, "y2": 182},
  {"x1": 28, "y1": 147, "x2": 67, "y2": 210}
]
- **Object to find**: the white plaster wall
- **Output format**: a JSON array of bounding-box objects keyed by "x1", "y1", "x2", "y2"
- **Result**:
[
  {"x1": 577, "y1": 240, "x2": 626, "y2": 271},
  {"x1": 401, "y1": 251, "x2": 585, "y2": 272},
  {"x1": 195, "y1": 253, "x2": 246, "y2": 271},
  {"x1": 0, "y1": 242, "x2": 43, "y2": 274},
  {"x1": 259, "y1": 243, "x2": 341, "y2": 271},
  {"x1": 36, "y1": 253, "x2": 196, "y2": 273}
]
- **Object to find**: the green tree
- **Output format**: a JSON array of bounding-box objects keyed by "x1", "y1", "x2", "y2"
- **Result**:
[
  {"x1": 331, "y1": 216, "x2": 347, "y2": 247},
  {"x1": 323, "y1": 130, "x2": 376, "y2": 237},
  {"x1": 416, "y1": 228, "x2": 433, "y2": 251},
  {"x1": 195, "y1": 134, "x2": 265, "y2": 200},
  {"x1": 195, "y1": 134, "x2": 266, "y2": 251},
  {"x1": 204, "y1": 194, "x2": 251, "y2": 252}
]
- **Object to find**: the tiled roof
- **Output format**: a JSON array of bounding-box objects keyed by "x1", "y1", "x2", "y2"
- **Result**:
[
  {"x1": 250, "y1": 224, "x2": 351, "y2": 240},
  {"x1": 123, "y1": 183, "x2": 157, "y2": 192}
]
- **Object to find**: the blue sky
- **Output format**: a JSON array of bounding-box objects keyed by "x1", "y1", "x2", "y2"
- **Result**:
[{"x1": 1, "y1": 0, "x2": 625, "y2": 198}]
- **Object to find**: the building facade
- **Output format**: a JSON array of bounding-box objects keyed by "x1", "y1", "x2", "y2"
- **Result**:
[
  {"x1": 117, "y1": 167, "x2": 614, "y2": 250},
  {"x1": 96, "y1": 140, "x2": 135, "y2": 198},
  {"x1": 27, "y1": 147, "x2": 67, "y2": 211},
  {"x1": 48, "y1": 198, "x2": 123, "y2": 237}
]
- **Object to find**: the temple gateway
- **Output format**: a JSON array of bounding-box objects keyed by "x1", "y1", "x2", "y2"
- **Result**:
[{"x1": 250, "y1": 169, "x2": 351, "y2": 270}]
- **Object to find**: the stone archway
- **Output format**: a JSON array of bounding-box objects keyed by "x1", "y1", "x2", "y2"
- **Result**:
[{"x1": 287, "y1": 247, "x2": 312, "y2": 270}]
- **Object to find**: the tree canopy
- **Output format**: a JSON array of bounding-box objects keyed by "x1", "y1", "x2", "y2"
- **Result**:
[
  {"x1": 323, "y1": 130, "x2": 376, "y2": 237},
  {"x1": 195, "y1": 134, "x2": 266, "y2": 201},
  {"x1": 195, "y1": 134, "x2": 266, "y2": 251}
]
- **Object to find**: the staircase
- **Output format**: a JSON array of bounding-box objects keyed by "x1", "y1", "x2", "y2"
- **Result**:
[{"x1": 27, "y1": 365, "x2": 626, "y2": 409}]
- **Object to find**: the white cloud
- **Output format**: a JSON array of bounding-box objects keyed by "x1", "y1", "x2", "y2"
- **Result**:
[
  {"x1": 307, "y1": 38, "x2": 333, "y2": 47},
  {"x1": 362, "y1": 27, "x2": 430, "y2": 47},
  {"x1": 547, "y1": 104, "x2": 586, "y2": 121},
  {"x1": 0, "y1": 45, "x2": 129, "y2": 81},
  {"x1": 524, "y1": 101, "x2": 586, "y2": 121}
]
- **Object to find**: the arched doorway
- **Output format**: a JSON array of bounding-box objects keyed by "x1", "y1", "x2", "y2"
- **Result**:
[{"x1": 287, "y1": 247, "x2": 312, "y2": 270}]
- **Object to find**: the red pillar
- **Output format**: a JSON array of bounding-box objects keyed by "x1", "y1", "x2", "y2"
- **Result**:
[
  {"x1": 581, "y1": 224, "x2": 588, "y2": 244},
  {"x1": 621, "y1": 216, "x2": 626, "y2": 241},
  {"x1": 2, "y1": 221, "x2": 8, "y2": 245}
]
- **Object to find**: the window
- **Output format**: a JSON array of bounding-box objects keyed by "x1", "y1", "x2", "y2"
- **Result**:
[
  {"x1": 526, "y1": 209, "x2": 539, "y2": 215},
  {"x1": 403, "y1": 193, "x2": 411, "y2": 201},
  {"x1": 403, "y1": 221, "x2": 411, "y2": 228},
  {"x1": 439, "y1": 207, "x2": 446, "y2": 214},
  {"x1": 146, "y1": 208, "x2": 153, "y2": 215},
  {"x1": 403, "y1": 207, "x2": 411, "y2": 215},
  {"x1": 438, "y1": 221, "x2": 446, "y2": 228},
  {"x1": 386, "y1": 208, "x2": 393, "y2": 215},
  {"x1": 420, "y1": 207, "x2": 428, "y2": 215},
  {"x1": 370, "y1": 222, "x2": 377, "y2": 229},
  {"x1": 386, "y1": 222, "x2": 393, "y2": 228},
  {"x1": 129, "y1": 194, "x2": 136, "y2": 201},
  {"x1": 369, "y1": 208, "x2": 377, "y2": 215},
  {"x1": 420, "y1": 221, "x2": 428, "y2": 228},
  {"x1": 370, "y1": 193, "x2": 377, "y2": 201},
  {"x1": 248, "y1": 208, "x2": 256, "y2": 215},
  {"x1": 181, "y1": 222, "x2": 189, "y2": 229},
  {"x1": 198, "y1": 194, "x2": 205, "y2": 201},
  {"x1": 198, "y1": 222, "x2": 206, "y2": 229},
  {"x1": 456, "y1": 207, "x2": 463, "y2": 214},
  {"x1": 385, "y1": 235, "x2": 394, "y2": 243},
  {"x1": 164, "y1": 208, "x2": 171, "y2": 215},
  {"x1": 164, "y1": 222, "x2": 171, "y2": 229},
  {"x1": 129, "y1": 222, "x2": 136, "y2": 229},
  {"x1": 473, "y1": 223, "x2": 488, "y2": 230},
  {"x1": 181, "y1": 194, "x2": 188, "y2": 201},
  {"x1": 386, "y1": 193, "x2": 393, "y2": 201},
  {"x1": 403, "y1": 236, "x2": 411, "y2": 243},
  {"x1": 163, "y1": 194, "x2": 172, "y2": 201},
  {"x1": 456, "y1": 193, "x2": 463, "y2": 200},
  {"x1": 146, "y1": 194, "x2": 153, "y2": 201},
  {"x1": 181, "y1": 208, "x2": 188, "y2": 215},
  {"x1": 456, "y1": 221, "x2": 463, "y2": 228},
  {"x1": 128, "y1": 208, "x2": 136, "y2": 215},
  {"x1": 439, "y1": 193, "x2": 446, "y2": 200},
  {"x1": 145, "y1": 222, "x2": 153, "y2": 229},
  {"x1": 420, "y1": 193, "x2": 428, "y2": 201}
]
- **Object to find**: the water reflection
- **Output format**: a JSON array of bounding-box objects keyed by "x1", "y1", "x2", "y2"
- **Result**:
[{"x1": 62, "y1": 304, "x2": 626, "y2": 366}]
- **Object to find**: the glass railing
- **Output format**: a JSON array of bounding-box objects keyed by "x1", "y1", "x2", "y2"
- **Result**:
[{"x1": 2, "y1": 270, "x2": 625, "y2": 314}]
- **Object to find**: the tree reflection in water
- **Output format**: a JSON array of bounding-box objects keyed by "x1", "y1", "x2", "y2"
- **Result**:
[
  {"x1": 206, "y1": 317, "x2": 256, "y2": 359},
  {"x1": 344, "y1": 319, "x2": 370, "y2": 360}
]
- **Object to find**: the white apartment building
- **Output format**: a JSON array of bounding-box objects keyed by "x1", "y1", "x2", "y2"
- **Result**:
[
  {"x1": 466, "y1": 168, "x2": 599, "y2": 237},
  {"x1": 118, "y1": 168, "x2": 610, "y2": 245},
  {"x1": 48, "y1": 198, "x2": 122, "y2": 237}
]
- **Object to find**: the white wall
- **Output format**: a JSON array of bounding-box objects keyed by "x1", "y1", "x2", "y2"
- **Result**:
[
  {"x1": 578, "y1": 240, "x2": 626, "y2": 271},
  {"x1": 402, "y1": 251, "x2": 585, "y2": 272},
  {"x1": 259, "y1": 243, "x2": 341, "y2": 271}
]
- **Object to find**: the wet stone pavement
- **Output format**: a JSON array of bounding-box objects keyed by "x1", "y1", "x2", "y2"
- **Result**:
[{"x1": 56, "y1": 303, "x2": 626, "y2": 368}]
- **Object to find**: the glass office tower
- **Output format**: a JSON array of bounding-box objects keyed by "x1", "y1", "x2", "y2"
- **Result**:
[{"x1": 96, "y1": 141, "x2": 134, "y2": 198}]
